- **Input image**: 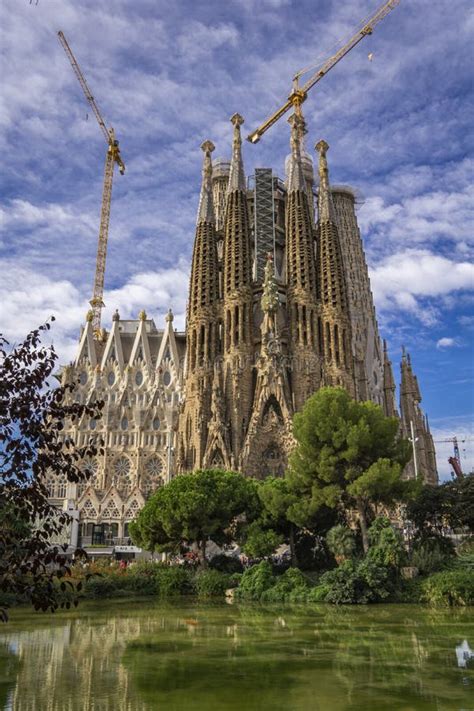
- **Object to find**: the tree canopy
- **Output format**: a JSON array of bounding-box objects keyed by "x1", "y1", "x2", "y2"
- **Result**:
[
  {"x1": 129, "y1": 469, "x2": 260, "y2": 565},
  {"x1": 288, "y1": 387, "x2": 413, "y2": 551}
]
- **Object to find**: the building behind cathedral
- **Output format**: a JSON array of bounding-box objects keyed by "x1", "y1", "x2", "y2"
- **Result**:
[{"x1": 50, "y1": 114, "x2": 437, "y2": 551}]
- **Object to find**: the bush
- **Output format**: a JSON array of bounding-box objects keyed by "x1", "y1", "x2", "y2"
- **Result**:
[
  {"x1": 84, "y1": 575, "x2": 132, "y2": 598},
  {"x1": 319, "y1": 559, "x2": 394, "y2": 605},
  {"x1": 307, "y1": 583, "x2": 331, "y2": 602},
  {"x1": 154, "y1": 566, "x2": 195, "y2": 596},
  {"x1": 234, "y1": 561, "x2": 275, "y2": 601},
  {"x1": 421, "y1": 569, "x2": 474, "y2": 606},
  {"x1": 367, "y1": 517, "x2": 406, "y2": 569},
  {"x1": 410, "y1": 536, "x2": 454, "y2": 575},
  {"x1": 209, "y1": 554, "x2": 243, "y2": 574},
  {"x1": 195, "y1": 569, "x2": 232, "y2": 598},
  {"x1": 260, "y1": 568, "x2": 309, "y2": 603}
]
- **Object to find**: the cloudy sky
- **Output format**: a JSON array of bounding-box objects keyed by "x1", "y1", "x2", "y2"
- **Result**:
[{"x1": 1, "y1": 0, "x2": 473, "y2": 480}]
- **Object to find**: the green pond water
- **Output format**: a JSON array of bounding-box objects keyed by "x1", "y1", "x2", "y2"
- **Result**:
[{"x1": 0, "y1": 600, "x2": 473, "y2": 711}]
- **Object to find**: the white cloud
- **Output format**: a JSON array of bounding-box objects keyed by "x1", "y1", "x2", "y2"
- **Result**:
[
  {"x1": 436, "y1": 337, "x2": 458, "y2": 349},
  {"x1": 0, "y1": 261, "x2": 189, "y2": 364},
  {"x1": 369, "y1": 250, "x2": 474, "y2": 322}
]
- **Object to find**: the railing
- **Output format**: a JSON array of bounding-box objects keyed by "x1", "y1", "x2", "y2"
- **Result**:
[{"x1": 79, "y1": 536, "x2": 132, "y2": 547}]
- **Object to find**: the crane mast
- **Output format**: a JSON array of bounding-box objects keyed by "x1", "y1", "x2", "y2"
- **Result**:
[
  {"x1": 58, "y1": 31, "x2": 125, "y2": 338},
  {"x1": 247, "y1": 0, "x2": 400, "y2": 144}
]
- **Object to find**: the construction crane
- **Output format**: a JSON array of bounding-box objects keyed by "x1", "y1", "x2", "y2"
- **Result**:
[
  {"x1": 58, "y1": 31, "x2": 125, "y2": 338},
  {"x1": 247, "y1": 0, "x2": 400, "y2": 144},
  {"x1": 434, "y1": 437, "x2": 473, "y2": 480}
]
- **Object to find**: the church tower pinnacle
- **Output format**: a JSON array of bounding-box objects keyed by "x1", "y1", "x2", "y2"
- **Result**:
[
  {"x1": 286, "y1": 114, "x2": 319, "y2": 411},
  {"x1": 177, "y1": 140, "x2": 221, "y2": 471},
  {"x1": 382, "y1": 339, "x2": 397, "y2": 417},
  {"x1": 222, "y1": 114, "x2": 254, "y2": 461},
  {"x1": 315, "y1": 139, "x2": 355, "y2": 396}
]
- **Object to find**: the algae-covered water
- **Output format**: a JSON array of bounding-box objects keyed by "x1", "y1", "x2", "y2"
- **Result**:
[{"x1": 0, "y1": 599, "x2": 473, "y2": 710}]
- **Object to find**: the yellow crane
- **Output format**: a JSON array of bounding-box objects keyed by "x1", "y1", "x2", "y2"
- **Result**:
[
  {"x1": 58, "y1": 30, "x2": 125, "y2": 338},
  {"x1": 247, "y1": 0, "x2": 400, "y2": 144}
]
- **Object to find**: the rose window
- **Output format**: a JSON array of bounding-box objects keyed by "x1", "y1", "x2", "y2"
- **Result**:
[
  {"x1": 145, "y1": 457, "x2": 163, "y2": 477},
  {"x1": 113, "y1": 456, "x2": 132, "y2": 494},
  {"x1": 142, "y1": 457, "x2": 164, "y2": 497},
  {"x1": 82, "y1": 458, "x2": 99, "y2": 484}
]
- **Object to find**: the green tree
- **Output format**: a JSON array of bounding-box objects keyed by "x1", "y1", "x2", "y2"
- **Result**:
[
  {"x1": 130, "y1": 469, "x2": 260, "y2": 566},
  {"x1": 407, "y1": 474, "x2": 474, "y2": 534},
  {"x1": 289, "y1": 387, "x2": 412, "y2": 552},
  {"x1": 257, "y1": 477, "x2": 299, "y2": 564},
  {"x1": 326, "y1": 525, "x2": 356, "y2": 565}
]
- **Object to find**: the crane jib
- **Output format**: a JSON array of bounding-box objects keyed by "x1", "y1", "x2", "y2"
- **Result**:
[{"x1": 247, "y1": 0, "x2": 400, "y2": 143}]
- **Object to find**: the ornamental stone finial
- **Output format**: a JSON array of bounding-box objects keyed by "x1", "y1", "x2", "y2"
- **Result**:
[
  {"x1": 228, "y1": 113, "x2": 246, "y2": 192},
  {"x1": 86, "y1": 310, "x2": 94, "y2": 323},
  {"x1": 197, "y1": 140, "x2": 216, "y2": 224},
  {"x1": 166, "y1": 308, "x2": 174, "y2": 323},
  {"x1": 315, "y1": 139, "x2": 329, "y2": 155},
  {"x1": 201, "y1": 139, "x2": 215, "y2": 154},
  {"x1": 230, "y1": 112, "x2": 244, "y2": 128},
  {"x1": 138, "y1": 309, "x2": 147, "y2": 321},
  {"x1": 315, "y1": 138, "x2": 335, "y2": 222},
  {"x1": 287, "y1": 114, "x2": 306, "y2": 193},
  {"x1": 112, "y1": 308, "x2": 120, "y2": 322}
]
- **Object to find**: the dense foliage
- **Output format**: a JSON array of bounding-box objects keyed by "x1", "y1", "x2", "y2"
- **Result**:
[
  {"x1": 129, "y1": 469, "x2": 260, "y2": 565},
  {"x1": 407, "y1": 474, "x2": 474, "y2": 533},
  {"x1": 288, "y1": 388, "x2": 413, "y2": 551},
  {"x1": 0, "y1": 321, "x2": 103, "y2": 620}
]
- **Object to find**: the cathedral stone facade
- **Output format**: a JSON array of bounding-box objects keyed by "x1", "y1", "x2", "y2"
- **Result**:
[
  {"x1": 175, "y1": 114, "x2": 437, "y2": 484},
  {"x1": 51, "y1": 114, "x2": 437, "y2": 549}
]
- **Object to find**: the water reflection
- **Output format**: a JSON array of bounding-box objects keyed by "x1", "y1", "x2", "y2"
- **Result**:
[
  {"x1": 456, "y1": 640, "x2": 474, "y2": 668},
  {"x1": 0, "y1": 602, "x2": 472, "y2": 710}
]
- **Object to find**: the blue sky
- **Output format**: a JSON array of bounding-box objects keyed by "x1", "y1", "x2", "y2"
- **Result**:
[{"x1": 0, "y1": 0, "x2": 473, "y2": 480}]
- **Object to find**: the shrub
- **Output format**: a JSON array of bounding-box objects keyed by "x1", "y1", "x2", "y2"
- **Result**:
[
  {"x1": 234, "y1": 561, "x2": 275, "y2": 601},
  {"x1": 307, "y1": 583, "x2": 331, "y2": 602},
  {"x1": 155, "y1": 566, "x2": 195, "y2": 596},
  {"x1": 195, "y1": 569, "x2": 232, "y2": 598},
  {"x1": 421, "y1": 569, "x2": 474, "y2": 607},
  {"x1": 209, "y1": 554, "x2": 243, "y2": 574},
  {"x1": 410, "y1": 536, "x2": 454, "y2": 575},
  {"x1": 260, "y1": 567, "x2": 309, "y2": 603},
  {"x1": 84, "y1": 575, "x2": 130, "y2": 598},
  {"x1": 319, "y1": 558, "x2": 394, "y2": 605},
  {"x1": 367, "y1": 517, "x2": 406, "y2": 569}
]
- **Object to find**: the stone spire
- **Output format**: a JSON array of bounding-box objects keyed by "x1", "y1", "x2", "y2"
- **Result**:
[
  {"x1": 177, "y1": 140, "x2": 221, "y2": 472},
  {"x1": 188, "y1": 141, "x2": 220, "y2": 320},
  {"x1": 287, "y1": 114, "x2": 307, "y2": 194},
  {"x1": 223, "y1": 114, "x2": 253, "y2": 295},
  {"x1": 285, "y1": 114, "x2": 319, "y2": 410},
  {"x1": 315, "y1": 139, "x2": 354, "y2": 396},
  {"x1": 227, "y1": 113, "x2": 246, "y2": 193},
  {"x1": 221, "y1": 113, "x2": 254, "y2": 460},
  {"x1": 316, "y1": 139, "x2": 336, "y2": 223},
  {"x1": 382, "y1": 339, "x2": 397, "y2": 417},
  {"x1": 399, "y1": 349, "x2": 438, "y2": 485},
  {"x1": 197, "y1": 140, "x2": 216, "y2": 225}
]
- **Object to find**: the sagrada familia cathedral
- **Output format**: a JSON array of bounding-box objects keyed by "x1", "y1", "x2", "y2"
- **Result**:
[{"x1": 50, "y1": 114, "x2": 437, "y2": 547}]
